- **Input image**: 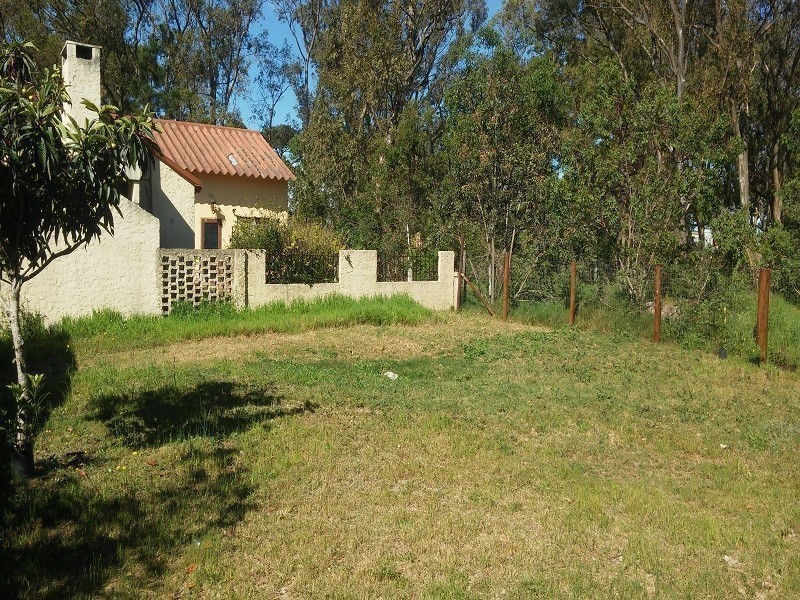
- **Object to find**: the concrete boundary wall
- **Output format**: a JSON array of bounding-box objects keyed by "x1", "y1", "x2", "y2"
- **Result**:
[
  {"x1": 159, "y1": 249, "x2": 246, "y2": 315},
  {"x1": 14, "y1": 245, "x2": 457, "y2": 323},
  {"x1": 245, "y1": 250, "x2": 458, "y2": 311}
]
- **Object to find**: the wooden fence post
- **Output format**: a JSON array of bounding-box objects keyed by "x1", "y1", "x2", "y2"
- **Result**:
[
  {"x1": 461, "y1": 248, "x2": 467, "y2": 303},
  {"x1": 757, "y1": 268, "x2": 771, "y2": 364},
  {"x1": 653, "y1": 264, "x2": 662, "y2": 343},
  {"x1": 569, "y1": 258, "x2": 577, "y2": 326},
  {"x1": 457, "y1": 238, "x2": 465, "y2": 311},
  {"x1": 502, "y1": 251, "x2": 511, "y2": 321}
]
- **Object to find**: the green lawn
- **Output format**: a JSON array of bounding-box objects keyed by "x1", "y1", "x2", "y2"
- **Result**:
[{"x1": 2, "y1": 300, "x2": 799, "y2": 598}]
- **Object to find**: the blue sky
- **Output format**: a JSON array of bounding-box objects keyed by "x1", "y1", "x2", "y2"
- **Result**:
[{"x1": 238, "y1": 0, "x2": 504, "y2": 129}]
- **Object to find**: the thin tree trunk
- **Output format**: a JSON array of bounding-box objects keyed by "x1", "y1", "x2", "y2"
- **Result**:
[
  {"x1": 489, "y1": 242, "x2": 496, "y2": 304},
  {"x1": 8, "y1": 283, "x2": 34, "y2": 476},
  {"x1": 739, "y1": 148, "x2": 750, "y2": 213},
  {"x1": 679, "y1": 210, "x2": 689, "y2": 245},
  {"x1": 731, "y1": 106, "x2": 750, "y2": 212},
  {"x1": 772, "y1": 140, "x2": 783, "y2": 223}
]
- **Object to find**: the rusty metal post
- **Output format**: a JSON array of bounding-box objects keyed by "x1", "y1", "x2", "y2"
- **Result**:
[
  {"x1": 653, "y1": 264, "x2": 662, "y2": 343},
  {"x1": 502, "y1": 251, "x2": 510, "y2": 321},
  {"x1": 569, "y1": 258, "x2": 577, "y2": 326},
  {"x1": 757, "y1": 268, "x2": 771, "y2": 364}
]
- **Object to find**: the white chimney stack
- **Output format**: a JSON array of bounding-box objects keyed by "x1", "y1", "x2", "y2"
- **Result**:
[{"x1": 61, "y1": 41, "x2": 102, "y2": 125}]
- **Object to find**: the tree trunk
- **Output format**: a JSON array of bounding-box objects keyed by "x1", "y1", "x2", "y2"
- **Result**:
[
  {"x1": 488, "y1": 241, "x2": 496, "y2": 304},
  {"x1": 772, "y1": 140, "x2": 783, "y2": 223},
  {"x1": 679, "y1": 210, "x2": 688, "y2": 245},
  {"x1": 731, "y1": 106, "x2": 750, "y2": 212},
  {"x1": 7, "y1": 283, "x2": 34, "y2": 477},
  {"x1": 738, "y1": 148, "x2": 750, "y2": 213}
]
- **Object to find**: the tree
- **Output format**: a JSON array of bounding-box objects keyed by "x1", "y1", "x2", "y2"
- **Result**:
[
  {"x1": 0, "y1": 41, "x2": 154, "y2": 475},
  {"x1": 273, "y1": 0, "x2": 330, "y2": 128},
  {"x1": 16, "y1": 0, "x2": 159, "y2": 113},
  {"x1": 561, "y1": 58, "x2": 732, "y2": 300},
  {"x1": 138, "y1": 0, "x2": 263, "y2": 124},
  {"x1": 289, "y1": 0, "x2": 485, "y2": 251},
  {"x1": 441, "y1": 39, "x2": 564, "y2": 301},
  {"x1": 252, "y1": 39, "x2": 294, "y2": 132}
]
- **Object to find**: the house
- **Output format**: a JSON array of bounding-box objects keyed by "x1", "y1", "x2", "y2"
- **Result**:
[
  {"x1": 12, "y1": 40, "x2": 459, "y2": 323},
  {"x1": 63, "y1": 40, "x2": 294, "y2": 250}
]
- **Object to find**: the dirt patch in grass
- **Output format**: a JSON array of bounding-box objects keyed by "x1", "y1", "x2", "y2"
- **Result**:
[{"x1": 78, "y1": 314, "x2": 543, "y2": 370}]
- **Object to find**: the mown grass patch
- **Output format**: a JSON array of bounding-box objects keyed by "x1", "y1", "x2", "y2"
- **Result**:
[
  {"x1": 53, "y1": 294, "x2": 435, "y2": 358},
  {"x1": 2, "y1": 312, "x2": 799, "y2": 598}
]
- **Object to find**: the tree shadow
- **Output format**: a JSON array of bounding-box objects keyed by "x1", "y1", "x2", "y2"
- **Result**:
[
  {"x1": 0, "y1": 323, "x2": 76, "y2": 495},
  {"x1": 90, "y1": 380, "x2": 315, "y2": 448},
  {"x1": 2, "y1": 442, "x2": 255, "y2": 599},
  {"x1": 0, "y1": 323, "x2": 77, "y2": 435},
  {"x1": 2, "y1": 379, "x2": 315, "y2": 598}
]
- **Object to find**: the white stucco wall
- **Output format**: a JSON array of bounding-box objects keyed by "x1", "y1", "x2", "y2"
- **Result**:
[
  {"x1": 150, "y1": 160, "x2": 197, "y2": 248},
  {"x1": 195, "y1": 174, "x2": 289, "y2": 249},
  {"x1": 61, "y1": 41, "x2": 102, "y2": 127},
  {"x1": 17, "y1": 200, "x2": 161, "y2": 323},
  {"x1": 244, "y1": 250, "x2": 457, "y2": 311}
]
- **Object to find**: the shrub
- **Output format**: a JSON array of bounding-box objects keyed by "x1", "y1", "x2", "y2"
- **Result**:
[
  {"x1": 229, "y1": 217, "x2": 342, "y2": 284},
  {"x1": 762, "y1": 224, "x2": 800, "y2": 302},
  {"x1": 709, "y1": 209, "x2": 762, "y2": 282}
]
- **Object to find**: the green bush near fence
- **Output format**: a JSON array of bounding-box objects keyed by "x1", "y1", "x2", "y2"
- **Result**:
[
  {"x1": 508, "y1": 275, "x2": 800, "y2": 369},
  {"x1": 228, "y1": 217, "x2": 342, "y2": 284}
]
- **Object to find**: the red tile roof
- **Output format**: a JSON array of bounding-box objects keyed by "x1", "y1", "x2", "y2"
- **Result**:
[{"x1": 152, "y1": 119, "x2": 295, "y2": 182}]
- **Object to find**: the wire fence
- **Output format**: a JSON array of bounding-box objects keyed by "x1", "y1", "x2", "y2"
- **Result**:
[
  {"x1": 457, "y1": 248, "x2": 800, "y2": 367},
  {"x1": 463, "y1": 251, "x2": 777, "y2": 311}
]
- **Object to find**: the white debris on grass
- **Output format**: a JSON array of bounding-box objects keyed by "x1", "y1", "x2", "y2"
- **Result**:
[
  {"x1": 383, "y1": 371, "x2": 399, "y2": 381},
  {"x1": 723, "y1": 555, "x2": 740, "y2": 568}
]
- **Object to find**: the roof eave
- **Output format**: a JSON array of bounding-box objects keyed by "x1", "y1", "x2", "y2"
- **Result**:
[{"x1": 145, "y1": 139, "x2": 203, "y2": 192}]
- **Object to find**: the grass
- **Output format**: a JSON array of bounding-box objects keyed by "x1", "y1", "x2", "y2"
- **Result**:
[
  {"x1": 52, "y1": 294, "x2": 435, "y2": 359},
  {"x1": 509, "y1": 285, "x2": 800, "y2": 370},
  {"x1": 2, "y1": 302, "x2": 800, "y2": 598}
]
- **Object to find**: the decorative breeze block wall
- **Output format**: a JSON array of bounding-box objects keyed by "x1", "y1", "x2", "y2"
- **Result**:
[{"x1": 160, "y1": 250, "x2": 236, "y2": 315}]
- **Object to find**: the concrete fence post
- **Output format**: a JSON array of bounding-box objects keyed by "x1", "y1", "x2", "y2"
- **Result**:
[{"x1": 232, "y1": 249, "x2": 248, "y2": 309}]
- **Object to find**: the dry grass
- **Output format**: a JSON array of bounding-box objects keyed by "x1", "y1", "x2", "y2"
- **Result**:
[
  {"x1": 3, "y1": 312, "x2": 800, "y2": 599},
  {"x1": 78, "y1": 314, "x2": 538, "y2": 370}
]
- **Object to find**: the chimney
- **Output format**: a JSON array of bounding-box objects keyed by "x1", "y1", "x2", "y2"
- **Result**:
[{"x1": 61, "y1": 41, "x2": 102, "y2": 125}]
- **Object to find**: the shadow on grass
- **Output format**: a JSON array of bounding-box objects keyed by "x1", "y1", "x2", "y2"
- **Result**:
[
  {"x1": 90, "y1": 380, "x2": 314, "y2": 448},
  {"x1": 0, "y1": 325, "x2": 77, "y2": 442},
  {"x1": 2, "y1": 381, "x2": 315, "y2": 598},
  {"x1": 0, "y1": 324, "x2": 76, "y2": 502}
]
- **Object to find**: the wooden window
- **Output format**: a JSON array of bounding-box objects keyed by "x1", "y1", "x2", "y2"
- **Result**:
[{"x1": 202, "y1": 219, "x2": 221, "y2": 249}]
